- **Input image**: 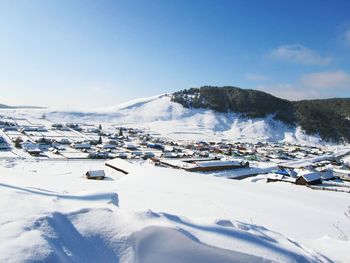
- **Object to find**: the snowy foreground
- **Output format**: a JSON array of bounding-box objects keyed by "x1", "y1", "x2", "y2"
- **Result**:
[{"x1": 1, "y1": 159, "x2": 349, "y2": 262}]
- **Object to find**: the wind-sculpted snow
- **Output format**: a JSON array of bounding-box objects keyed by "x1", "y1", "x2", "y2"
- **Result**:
[
  {"x1": 47, "y1": 95, "x2": 322, "y2": 144},
  {"x1": 132, "y1": 226, "x2": 272, "y2": 263},
  {"x1": 0, "y1": 160, "x2": 344, "y2": 262},
  {"x1": 0, "y1": 207, "x2": 331, "y2": 263}
]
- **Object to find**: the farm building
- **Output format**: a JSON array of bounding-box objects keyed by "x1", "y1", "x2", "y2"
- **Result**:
[
  {"x1": 187, "y1": 160, "x2": 249, "y2": 172},
  {"x1": 85, "y1": 170, "x2": 105, "y2": 180},
  {"x1": 320, "y1": 171, "x2": 336, "y2": 181},
  {"x1": 158, "y1": 158, "x2": 249, "y2": 172},
  {"x1": 72, "y1": 142, "x2": 91, "y2": 150},
  {"x1": 267, "y1": 173, "x2": 296, "y2": 184},
  {"x1": 332, "y1": 168, "x2": 350, "y2": 182},
  {"x1": 278, "y1": 161, "x2": 313, "y2": 170},
  {"x1": 295, "y1": 170, "x2": 322, "y2": 186},
  {"x1": 97, "y1": 143, "x2": 116, "y2": 150},
  {"x1": 123, "y1": 143, "x2": 138, "y2": 150}
]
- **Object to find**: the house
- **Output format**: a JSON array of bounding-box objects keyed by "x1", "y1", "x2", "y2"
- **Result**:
[
  {"x1": 66, "y1": 123, "x2": 82, "y2": 131},
  {"x1": 19, "y1": 126, "x2": 47, "y2": 133},
  {"x1": 35, "y1": 137, "x2": 52, "y2": 144},
  {"x1": 278, "y1": 161, "x2": 313, "y2": 170},
  {"x1": 332, "y1": 168, "x2": 350, "y2": 181},
  {"x1": 116, "y1": 152, "x2": 128, "y2": 159},
  {"x1": 85, "y1": 170, "x2": 105, "y2": 180},
  {"x1": 123, "y1": 143, "x2": 138, "y2": 150},
  {"x1": 58, "y1": 138, "x2": 71, "y2": 144},
  {"x1": 267, "y1": 173, "x2": 296, "y2": 184},
  {"x1": 26, "y1": 148, "x2": 42, "y2": 156},
  {"x1": 131, "y1": 151, "x2": 143, "y2": 158},
  {"x1": 187, "y1": 159, "x2": 249, "y2": 172},
  {"x1": 88, "y1": 151, "x2": 109, "y2": 159},
  {"x1": 21, "y1": 141, "x2": 42, "y2": 155},
  {"x1": 142, "y1": 152, "x2": 155, "y2": 159},
  {"x1": 71, "y1": 142, "x2": 91, "y2": 150},
  {"x1": 320, "y1": 171, "x2": 336, "y2": 181},
  {"x1": 51, "y1": 123, "x2": 64, "y2": 129},
  {"x1": 295, "y1": 170, "x2": 322, "y2": 186},
  {"x1": 97, "y1": 143, "x2": 116, "y2": 150},
  {"x1": 0, "y1": 137, "x2": 9, "y2": 150},
  {"x1": 274, "y1": 168, "x2": 298, "y2": 178},
  {"x1": 87, "y1": 127, "x2": 100, "y2": 133},
  {"x1": 147, "y1": 143, "x2": 164, "y2": 150}
]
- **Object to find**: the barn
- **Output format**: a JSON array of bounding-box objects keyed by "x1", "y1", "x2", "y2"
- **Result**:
[{"x1": 295, "y1": 170, "x2": 322, "y2": 186}]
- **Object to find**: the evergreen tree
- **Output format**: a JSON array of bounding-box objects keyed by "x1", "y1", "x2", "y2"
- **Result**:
[
  {"x1": 14, "y1": 137, "x2": 22, "y2": 148},
  {"x1": 98, "y1": 136, "x2": 102, "y2": 144},
  {"x1": 228, "y1": 147, "x2": 232, "y2": 156}
]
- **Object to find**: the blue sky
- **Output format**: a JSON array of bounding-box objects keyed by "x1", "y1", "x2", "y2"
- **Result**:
[{"x1": 1, "y1": 0, "x2": 350, "y2": 108}]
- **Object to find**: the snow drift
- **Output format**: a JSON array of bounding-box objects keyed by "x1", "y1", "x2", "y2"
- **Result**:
[{"x1": 0, "y1": 159, "x2": 348, "y2": 262}]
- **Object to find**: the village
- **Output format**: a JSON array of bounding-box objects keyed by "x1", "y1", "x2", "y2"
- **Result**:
[{"x1": 1, "y1": 113, "x2": 350, "y2": 193}]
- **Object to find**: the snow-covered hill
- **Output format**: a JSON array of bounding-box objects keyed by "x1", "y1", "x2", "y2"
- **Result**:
[{"x1": 48, "y1": 95, "x2": 322, "y2": 144}]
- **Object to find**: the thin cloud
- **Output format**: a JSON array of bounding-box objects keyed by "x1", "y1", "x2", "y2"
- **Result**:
[
  {"x1": 256, "y1": 83, "x2": 320, "y2": 101},
  {"x1": 298, "y1": 70, "x2": 350, "y2": 90},
  {"x1": 256, "y1": 70, "x2": 350, "y2": 101},
  {"x1": 245, "y1": 73, "x2": 269, "y2": 81},
  {"x1": 268, "y1": 44, "x2": 332, "y2": 66}
]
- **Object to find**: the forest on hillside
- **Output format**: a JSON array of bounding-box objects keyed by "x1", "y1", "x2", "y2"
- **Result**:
[{"x1": 171, "y1": 86, "x2": 350, "y2": 142}]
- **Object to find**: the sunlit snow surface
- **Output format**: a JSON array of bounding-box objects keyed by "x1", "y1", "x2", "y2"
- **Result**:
[{"x1": 1, "y1": 159, "x2": 348, "y2": 262}]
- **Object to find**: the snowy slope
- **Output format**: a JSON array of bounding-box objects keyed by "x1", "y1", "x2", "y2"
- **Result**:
[
  {"x1": 1, "y1": 159, "x2": 348, "y2": 262},
  {"x1": 47, "y1": 95, "x2": 322, "y2": 144}
]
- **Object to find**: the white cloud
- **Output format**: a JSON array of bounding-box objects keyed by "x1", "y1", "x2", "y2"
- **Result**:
[
  {"x1": 256, "y1": 83, "x2": 320, "y2": 101},
  {"x1": 269, "y1": 44, "x2": 332, "y2": 65},
  {"x1": 245, "y1": 73, "x2": 269, "y2": 81},
  {"x1": 298, "y1": 70, "x2": 350, "y2": 90},
  {"x1": 256, "y1": 70, "x2": 350, "y2": 101}
]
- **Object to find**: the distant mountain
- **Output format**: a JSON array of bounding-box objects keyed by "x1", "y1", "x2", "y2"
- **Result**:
[
  {"x1": 171, "y1": 86, "x2": 350, "y2": 143},
  {"x1": 0, "y1": 104, "x2": 12, "y2": 109},
  {"x1": 0, "y1": 103, "x2": 45, "y2": 109}
]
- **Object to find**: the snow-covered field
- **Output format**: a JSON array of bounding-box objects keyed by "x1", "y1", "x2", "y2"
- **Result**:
[{"x1": 1, "y1": 158, "x2": 349, "y2": 262}]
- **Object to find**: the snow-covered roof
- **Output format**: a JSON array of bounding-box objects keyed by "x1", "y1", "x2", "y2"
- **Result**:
[
  {"x1": 279, "y1": 161, "x2": 313, "y2": 169},
  {"x1": 195, "y1": 160, "x2": 243, "y2": 168},
  {"x1": 86, "y1": 170, "x2": 105, "y2": 178},
  {"x1": 73, "y1": 143, "x2": 91, "y2": 149},
  {"x1": 297, "y1": 170, "x2": 321, "y2": 182},
  {"x1": 320, "y1": 171, "x2": 335, "y2": 180},
  {"x1": 267, "y1": 173, "x2": 296, "y2": 183}
]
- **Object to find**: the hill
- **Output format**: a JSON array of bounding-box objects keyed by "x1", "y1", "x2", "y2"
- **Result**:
[
  {"x1": 171, "y1": 86, "x2": 350, "y2": 143},
  {"x1": 48, "y1": 95, "x2": 322, "y2": 145},
  {"x1": 0, "y1": 104, "x2": 12, "y2": 109}
]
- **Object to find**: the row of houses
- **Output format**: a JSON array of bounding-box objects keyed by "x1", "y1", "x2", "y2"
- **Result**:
[{"x1": 155, "y1": 158, "x2": 249, "y2": 172}]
